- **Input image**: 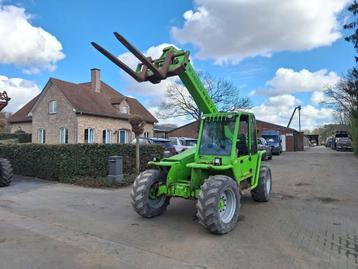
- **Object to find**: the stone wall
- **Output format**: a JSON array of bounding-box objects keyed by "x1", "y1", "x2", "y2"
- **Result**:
[
  {"x1": 31, "y1": 82, "x2": 78, "y2": 144},
  {"x1": 76, "y1": 115, "x2": 154, "y2": 144},
  {"x1": 29, "y1": 81, "x2": 154, "y2": 144},
  {"x1": 9, "y1": 122, "x2": 32, "y2": 134}
]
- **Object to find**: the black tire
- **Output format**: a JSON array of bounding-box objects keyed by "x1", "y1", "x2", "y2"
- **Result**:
[
  {"x1": 130, "y1": 169, "x2": 170, "y2": 218},
  {"x1": 0, "y1": 158, "x2": 13, "y2": 187},
  {"x1": 196, "y1": 175, "x2": 240, "y2": 234},
  {"x1": 268, "y1": 155, "x2": 273, "y2": 160},
  {"x1": 251, "y1": 165, "x2": 272, "y2": 202}
]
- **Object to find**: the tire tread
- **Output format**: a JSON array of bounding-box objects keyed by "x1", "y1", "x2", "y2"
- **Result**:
[{"x1": 0, "y1": 158, "x2": 13, "y2": 187}]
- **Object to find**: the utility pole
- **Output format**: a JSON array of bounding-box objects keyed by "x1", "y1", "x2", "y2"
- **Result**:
[
  {"x1": 287, "y1": 105, "x2": 302, "y2": 130},
  {"x1": 298, "y1": 105, "x2": 301, "y2": 132}
]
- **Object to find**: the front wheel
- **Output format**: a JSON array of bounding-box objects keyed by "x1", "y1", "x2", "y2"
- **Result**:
[
  {"x1": 196, "y1": 175, "x2": 240, "y2": 234},
  {"x1": 130, "y1": 169, "x2": 170, "y2": 218},
  {"x1": 251, "y1": 165, "x2": 272, "y2": 202}
]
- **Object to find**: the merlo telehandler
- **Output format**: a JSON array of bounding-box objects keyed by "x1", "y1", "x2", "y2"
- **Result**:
[
  {"x1": 92, "y1": 33, "x2": 272, "y2": 234},
  {"x1": 0, "y1": 91, "x2": 13, "y2": 187}
]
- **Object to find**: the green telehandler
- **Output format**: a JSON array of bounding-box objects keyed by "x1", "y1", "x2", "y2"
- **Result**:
[{"x1": 92, "y1": 33, "x2": 272, "y2": 234}]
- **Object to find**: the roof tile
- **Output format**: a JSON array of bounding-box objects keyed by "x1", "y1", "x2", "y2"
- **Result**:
[
  {"x1": 8, "y1": 94, "x2": 40, "y2": 123},
  {"x1": 9, "y1": 78, "x2": 157, "y2": 123}
]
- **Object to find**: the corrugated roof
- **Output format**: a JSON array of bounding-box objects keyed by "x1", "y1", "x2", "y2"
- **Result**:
[{"x1": 256, "y1": 119, "x2": 297, "y2": 132}]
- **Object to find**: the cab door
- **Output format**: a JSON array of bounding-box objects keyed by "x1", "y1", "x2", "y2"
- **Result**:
[{"x1": 233, "y1": 114, "x2": 253, "y2": 179}]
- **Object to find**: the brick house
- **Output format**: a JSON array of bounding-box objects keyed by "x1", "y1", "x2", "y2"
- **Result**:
[{"x1": 8, "y1": 69, "x2": 157, "y2": 144}]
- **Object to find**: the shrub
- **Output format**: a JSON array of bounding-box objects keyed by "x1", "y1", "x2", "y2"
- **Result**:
[
  {"x1": 0, "y1": 132, "x2": 31, "y2": 143},
  {"x1": 0, "y1": 144, "x2": 163, "y2": 181}
]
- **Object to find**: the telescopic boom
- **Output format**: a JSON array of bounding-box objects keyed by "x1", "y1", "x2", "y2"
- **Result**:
[{"x1": 91, "y1": 33, "x2": 218, "y2": 115}]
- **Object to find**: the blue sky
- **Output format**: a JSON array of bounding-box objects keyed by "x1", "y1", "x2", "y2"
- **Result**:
[{"x1": 0, "y1": 0, "x2": 355, "y2": 130}]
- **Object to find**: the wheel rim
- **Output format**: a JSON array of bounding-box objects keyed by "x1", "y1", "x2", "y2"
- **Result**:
[
  {"x1": 266, "y1": 171, "x2": 271, "y2": 194},
  {"x1": 218, "y1": 188, "x2": 236, "y2": 224},
  {"x1": 148, "y1": 182, "x2": 165, "y2": 208}
]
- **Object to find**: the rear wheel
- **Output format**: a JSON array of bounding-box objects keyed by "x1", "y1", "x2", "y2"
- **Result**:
[
  {"x1": 0, "y1": 158, "x2": 13, "y2": 187},
  {"x1": 251, "y1": 165, "x2": 272, "y2": 202},
  {"x1": 196, "y1": 175, "x2": 240, "y2": 234},
  {"x1": 130, "y1": 169, "x2": 170, "y2": 218}
]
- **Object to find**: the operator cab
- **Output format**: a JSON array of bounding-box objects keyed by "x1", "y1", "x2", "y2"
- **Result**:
[{"x1": 196, "y1": 112, "x2": 257, "y2": 165}]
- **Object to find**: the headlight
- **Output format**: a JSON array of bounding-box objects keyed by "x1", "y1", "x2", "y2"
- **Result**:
[{"x1": 214, "y1": 157, "x2": 222, "y2": 166}]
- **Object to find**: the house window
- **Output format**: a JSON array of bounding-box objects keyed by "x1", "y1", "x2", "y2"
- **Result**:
[
  {"x1": 38, "y1": 128, "x2": 46, "y2": 144},
  {"x1": 84, "y1": 128, "x2": 95, "y2": 144},
  {"x1": 102, "y1": 129, "x2": 112, "y2": 144},
  {"x1": 144, "y1": 131, "x2": 149, "y2": 138},
  {"x1": 118, "y1": 129, "x2": 128, "y2": 144},
  {"x1": 59, "y1": 127, "x2": 68, "y2": 144},
  {"x1": 120, "y1": 105, "x2": 129, "y2": 114},
  {"x1": 49, "y1": 100, "x2": 57, "y2": 114}
]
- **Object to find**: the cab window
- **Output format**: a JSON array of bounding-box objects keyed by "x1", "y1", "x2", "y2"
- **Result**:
[{"x1": 237, "y1": 115, "x2": 249, "y2": 156}]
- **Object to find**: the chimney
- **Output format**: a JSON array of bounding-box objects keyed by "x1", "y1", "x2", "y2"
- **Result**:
[{"x1": 91, "y1": 68, "x2": 101, "y2": 93}]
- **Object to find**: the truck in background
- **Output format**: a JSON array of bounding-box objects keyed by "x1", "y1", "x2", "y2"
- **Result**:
[
  {"x1": 333, "y1": 131, "x2": 353, "y2": 151},
  {"x1": 169, "y1": 137, "x2": 197, "y2": 153},
  {"x1": 261, "y1": 130, "x2": 282, "y2": 155}
]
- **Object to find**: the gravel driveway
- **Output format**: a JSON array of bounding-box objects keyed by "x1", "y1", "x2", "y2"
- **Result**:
[{"x1": 0, "y1": 146, "x2": 357, "y2": 269}]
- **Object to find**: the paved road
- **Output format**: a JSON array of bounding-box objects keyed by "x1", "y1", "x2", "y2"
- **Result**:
[{"x1": 0, "y1": 147, "x2": 357, "y2": 269}]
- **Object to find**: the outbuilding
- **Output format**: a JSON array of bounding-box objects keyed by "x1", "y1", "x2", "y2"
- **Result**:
[{"x1": 167, "y1": 119, "x2": 304, "y2": 152}]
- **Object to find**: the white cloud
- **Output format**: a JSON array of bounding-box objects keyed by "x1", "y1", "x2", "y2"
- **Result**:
[
  {"x1": 264, "y1": 94, "x2": 300, "y2": 108},
  {"x1": 118, "y1": 43, "x2": 189, "y2": 125},
  {"x1": 0, "y1": 75, "x2": 40, "y2": 112},
  {"x1": 119, "y1": 43, "x2": 179, "y2": 97},
  {"x1": 0, "y1": 5, "x2": 65, "y2": 73},
  {"x1": 251, "y1": 94, "x2": 335, "y2": 130},
  {"x1": 172, "y1": 0, "x2": 348, "y2": 64},
  {"x1": 119, "y1": 43, "x2": 177, "y2": 70},
  {"x1": 310, "y1": 91, "x2": 329, "y2": 104},
  {"x1": 251, "y1": 68, "x2": 340, "y2": 96}
]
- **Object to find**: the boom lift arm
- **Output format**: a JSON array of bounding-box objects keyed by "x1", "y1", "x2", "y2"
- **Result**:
[
  {"x1": 91, "y1": 32, "x2": 218, "y2": 115},
  {"x1": 287, "y1": 105, "x2": 301, "y2": 131}
]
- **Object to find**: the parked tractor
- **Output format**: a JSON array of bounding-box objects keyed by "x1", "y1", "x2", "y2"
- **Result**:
[
  {"x1": 0, "y1": 91, "x2": 13, "y2": 187},
  {"x1": 92, "y1": 33, "x2": 272, "y2": 234}
]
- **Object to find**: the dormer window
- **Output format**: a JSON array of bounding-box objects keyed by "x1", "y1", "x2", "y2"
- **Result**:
[
  {"x1": 49, "y1": 100, "x2": 57, "y2": 114},
  {"x1": 120, "y1": 105, "x2": 129, "y2": 114}
]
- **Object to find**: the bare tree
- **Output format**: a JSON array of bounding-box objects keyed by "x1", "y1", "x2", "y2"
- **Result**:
[
  {"x1": 158, "y1": 73, "x2": 252, "y2": 121},
  {"x1": 326, "y1": 72, "x2": 358, "y2": 117},
  {"x1": 129, "y1": 114, "x2": 145, "y2": 174}
]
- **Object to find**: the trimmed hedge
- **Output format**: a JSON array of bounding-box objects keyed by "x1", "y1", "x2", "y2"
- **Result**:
[
  {"x1": 350, "y1": 118, "x2": 358, "y2": 155},
  {"x1": 0, "y1": 144, "x2": 163, "y2": 181},
  {"x1": 0, "y1": 133, "x2": 32, "y2": 143}
]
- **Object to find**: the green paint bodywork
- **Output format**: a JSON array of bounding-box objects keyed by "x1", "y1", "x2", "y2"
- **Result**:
[
  {"x1": 151, "y1": 113, "x2": 264, "y2": 199},
  {"x1": 137, "y1": 46, "x2": 264, "y2": 199}
]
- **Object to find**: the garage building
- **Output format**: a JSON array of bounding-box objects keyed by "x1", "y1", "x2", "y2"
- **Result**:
[{"x1": 165, "y1": 119, "x2": 304, "y2": 152}]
